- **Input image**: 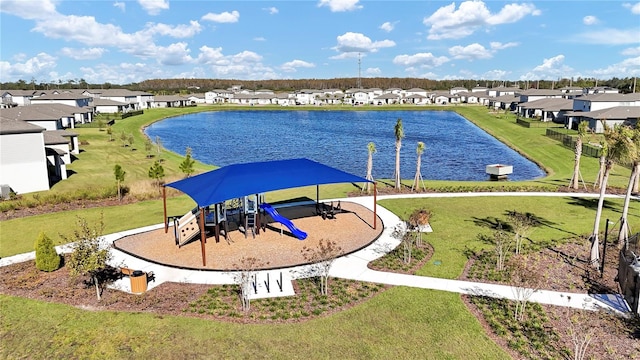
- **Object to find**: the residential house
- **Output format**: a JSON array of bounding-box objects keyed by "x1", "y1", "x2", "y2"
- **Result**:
[
  {"x1": 30, "y1": 93, "x2": 92, "y2": 108},
  {"x1": 488, "y1": 94, "x2": 519, "y2": 111},
  {"x1": 517, "y1": 89, "x2": 564, "y2": 103},
  {"x1": 517, "y1": 98, "x2": 574, "y2": 122},
  {"x1": 577, "y1": 106, "x2": 640, "y2": 133},
  {"x1": 450, "y1": 87, "x2": 468, "y2": 95},
  {"x1": 151, "y1": 95, "x2": 189, "y2": 108},
  {"x1": 487, "y1": 86, "x2": 518, "y2": 97},
  {"x1": 373, "y1": 93, "x2": 400, "y2": 105},
  {"x1": 0, "y1": 118, "x2": 50, "y2": 194},
  {"x1": 93, "y1": 98, "x2": 130, "y2": 114},
  {"x1": 572, "y1": 93, "x2": 640, "y2": 112},
  {"x1": 85, "y1": 89, "x2": 154, "y2": 110},
  {"x1": 186, "y1": 93, "x2": 206, "y2": 105},
  {"x1": 1, "y1": 90, "x2": 37, "y2": 107},
  {"x1": 1, "y1": 105, "x2": 80, "y2": 154}
]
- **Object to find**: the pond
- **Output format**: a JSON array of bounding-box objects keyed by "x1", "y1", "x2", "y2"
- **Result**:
[{"x1": 144, "y1": 110, "x2": 546, "y2": 181}]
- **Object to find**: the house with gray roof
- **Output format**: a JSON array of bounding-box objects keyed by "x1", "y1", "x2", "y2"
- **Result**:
[
  {"x1": 151, "y1": 95, "x2": 189, "y2": 108},
  {"x1": 517, "y1": 89, "x2": 564, "y2": 103},
  {"x1": 30, "y1": 93, "x2": 92, "y2": 108},
  {"x1": 573, "y1": 106, "x2": 640, "y2": 133},
  {"x1": 84, "y1": 88, "x2": 154, "y2": 110},
  {"x1": 1, "y1": 90, "x2": 37, "y2": 107},
  {"x1": 517, "y1": 98, "x2": 574, "y2": 122},
  {"x1": 0, "y1": 118, "x2": 50, "y2": 194},
  {"x1": 92, "y1": 98, "x2": 129, "y2": 114}
]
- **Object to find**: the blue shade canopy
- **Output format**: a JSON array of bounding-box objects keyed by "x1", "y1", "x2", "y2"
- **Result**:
[{"x1": 166, "y1": 158, "x2": 371, "y2": 207}]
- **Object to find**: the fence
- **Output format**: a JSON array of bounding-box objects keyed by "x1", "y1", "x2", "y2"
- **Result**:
[
  {"x1": 516, "y1": 117, "x2": 562, "y2": 128},
  {"x1": 122, "y1": 110, "x2": 144, "y2": 119},
  {"x1": 545, "y1": 128, "x2": 602, "y2": 158},
  {"x1": 618, "y1": 232, "x2": 640, "y2": 313}
]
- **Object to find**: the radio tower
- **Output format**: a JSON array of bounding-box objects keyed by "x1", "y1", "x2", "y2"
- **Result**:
[{"x1": 357, "y1": 53, "x2": 362, "y2": 89}]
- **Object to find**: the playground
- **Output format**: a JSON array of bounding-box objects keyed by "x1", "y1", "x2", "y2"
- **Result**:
[{"x1": 113, "y1": 200, "x2": 382, "y2": 270}]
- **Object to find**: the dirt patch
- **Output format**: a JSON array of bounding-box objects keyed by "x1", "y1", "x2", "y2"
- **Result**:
[{"x1": 459, "y1": 239, "x2": 640, "y2": 359}]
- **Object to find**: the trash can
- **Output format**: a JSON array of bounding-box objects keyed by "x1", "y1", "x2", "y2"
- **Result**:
[{"x1": 130, "y1": 270, "x2": 147, "y2": 294}]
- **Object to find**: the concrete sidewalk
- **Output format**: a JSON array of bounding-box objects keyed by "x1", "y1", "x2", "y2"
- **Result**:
[{"x1": 1, "y1": 192, "x2": 633, "y2": 314}]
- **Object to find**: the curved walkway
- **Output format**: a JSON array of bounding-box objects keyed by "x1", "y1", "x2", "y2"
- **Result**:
[{"x1": 1, "y1": 192, "x2": 635, "y2": 314}]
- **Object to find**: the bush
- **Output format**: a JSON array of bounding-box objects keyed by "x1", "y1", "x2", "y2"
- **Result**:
[{"x1": 34, "y1": 231, "x2": 61, "y2": 272}]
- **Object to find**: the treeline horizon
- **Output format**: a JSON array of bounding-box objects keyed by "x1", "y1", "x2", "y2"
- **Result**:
[{"x1": 2, "y1": 76, "x2": 637, "y2": 95}]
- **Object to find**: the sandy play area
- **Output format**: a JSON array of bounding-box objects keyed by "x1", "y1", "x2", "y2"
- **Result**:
[{"x1": 114, "y1": 201, "x2": 383, "y2": 270}]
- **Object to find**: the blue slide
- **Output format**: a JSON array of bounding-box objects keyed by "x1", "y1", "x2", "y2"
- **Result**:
[{"x1": 259, "y1": 203, "x2": 307, "y2": 240}]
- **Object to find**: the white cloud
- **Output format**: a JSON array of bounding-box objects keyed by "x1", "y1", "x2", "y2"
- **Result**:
[
  {"x1": 202, "y1": 10, "x2": 240, "y2": 23},
  {"x1": 264, "y1": 7, "x2": 278, "y2": 15},
  {"x1": 490, "y1": 41, "x2": 518, "y2": 50},
  {"x1": 365, "y1": 67, "x2": 381, "y2": 76},
  {"x1": 60, "y1": 47, "x2": 107, "y2": 60},
  {"x1": 576, "y1": 28, "x2": 640, "y2": 45},
  {"x1": 29, "y1": 13, "x2": 203, "y2": 60},
  {"x1": 0, "y1": 0, "x2": 58, "y2": 20},
  {"x1": 583, "y1": 15, "x2": 598, "y2": 25},
  {"x1": 0, "y1": 52, "x2": 57, "y2": 82},
  {"x1": 380, "y1": 22, "x2": 394, "y2": 32},
  {"x1": 332, "y1": 32, "x2": 395, "y2": 54},
  {"x1": 138, "y1": 0, "x2": 169, "y2": 15},
  {"x1": 392, "y1": 53, "x2": 449, "y2": 68},
  {"x1": 80, "y1": 62, "x2": 164, "y2": 84},
  {"x1": 281, "y1": 60, "x2": 315, "y2": 72},
  {"x1": 193, "y1": 46, "x2": 277, "y2": 79},
  {"x1": 423, "y1": 1, "x2": 540, "y2": 40},
  {"x1": 622, "y1": 46, "x2": 640, "y2": 56},
  {"x1": 486, "y1": 3, "x2": 540, "y2": 25},
  {"x1": 156, "y1": 42, "x2": 193, "y2": 66},
  {"x1": 254, "y1": 37, "x2": 266, "y2": 42},
  {"x1": 32, "y1": 15, "x2": 150, "y2": 54},
  {"x1": 520, "y1": 54, "x2": 575, "y2": 80},
  {"x1": 483, "y1": 69, "x2": 510, "y2": 80},
  {"x1": 318, "y1": 0, "x2": 362, "y2": 12},
  {"x1": 113, "y1": 2, "x2": 125, "y2": 12},
  {"x1": 590, "y1": 56, "x2": 640, "y2": 77},
  {"x1": 449, "y1": 43, "x2": 492, "y2": 60},
  {"x1": 143, "y1": 21, "x2": 202, "y2": 38},
  {"x1": 623, "y1": 2, "x2": 640, "y2": 14}
]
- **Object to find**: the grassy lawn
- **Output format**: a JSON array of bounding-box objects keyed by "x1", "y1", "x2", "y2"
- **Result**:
[
  {"x1": 1, "y1": 104, "x2": 638, "y2": 359},
  {"x1": 379, "y1": 195, "x2": 640, "y2": 279},
  {"x1": 0, "y1": 288, "x2": 510, "y2": 359}
]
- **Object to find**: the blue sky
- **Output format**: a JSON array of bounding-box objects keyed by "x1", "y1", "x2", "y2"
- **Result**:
[{"x1": 1, "y1": 0, "x2": 639, "y2": 85}]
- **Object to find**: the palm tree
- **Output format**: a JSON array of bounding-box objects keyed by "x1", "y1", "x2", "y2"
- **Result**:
[
  {"x1": 363, "y1": 142, "x2": 376, "y2": 193},
  {"x1": 394, "y1": 118, "x2": 404, "y2": 190},
  {"x1": 412, "y1": 141, "x2": 425, "y2": 192},
  {"x1": 618, "y1": 127, "x2": 640, "y2": 246},
  {"x1": 589, "y1": 125, "x2": 634, "y2": 268},
  {"x1": 570, "y1": 122, "x2": 589, "y2": 190}
]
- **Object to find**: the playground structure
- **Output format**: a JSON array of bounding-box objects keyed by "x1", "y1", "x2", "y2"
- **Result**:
[
  {"x1": 171, "y1": 193, "x2": 310, "y2": 246},
  {"x1": 162, "y1": 158, "x2": 376, "y2": 266}
]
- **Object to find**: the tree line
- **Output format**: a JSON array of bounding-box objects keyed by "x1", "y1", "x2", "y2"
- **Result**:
[{"x1": 2, "y1": 77, "x2": 637, "y2": 94}]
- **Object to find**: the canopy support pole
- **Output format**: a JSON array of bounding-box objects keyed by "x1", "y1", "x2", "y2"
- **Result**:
[
  {"x1": 373, "y1": 182, "x2": 377, "y2": 230},
  {"x1": 199, "y1": 207, "x2": 206, "y2": 266},
  {"x1": 316, "y1": 185, "x2": 319, "y2": 204},
  {"x1": 214, "y1": 205, "x2": 220, "y2": 243},
  {"x1": 163, "y1": 186, "x2": 168, "y2": 233}
]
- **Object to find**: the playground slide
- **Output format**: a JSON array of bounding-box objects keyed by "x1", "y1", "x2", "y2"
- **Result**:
[{"x1": 259, "y1": 203, "x2": 307, "y2": 240}]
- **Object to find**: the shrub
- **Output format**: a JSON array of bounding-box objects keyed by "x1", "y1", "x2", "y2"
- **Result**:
[{"x1": 34, "y1": 231, "x2": 61, "y2": 272}]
